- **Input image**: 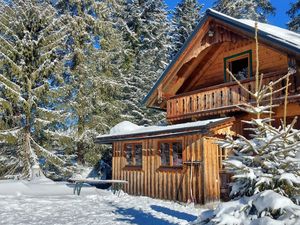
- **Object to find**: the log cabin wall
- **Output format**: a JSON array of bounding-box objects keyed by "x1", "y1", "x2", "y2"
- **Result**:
[
  {"x1": 232, "y1": 103, "x2": 300, "y2": 137},
  {"x1": 112, "y1": 134, "x2": 222, "y2": 204},
  {"x1": 180, "y1": 40, "x2": 288, "y2": 93}
]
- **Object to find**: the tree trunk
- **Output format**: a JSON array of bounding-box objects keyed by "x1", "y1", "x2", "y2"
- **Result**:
[
  {"x1": 23, "y1": 76, "x2": 35, "y2": 179},
  {"x1": 23, "y1": 126, "x2": 32, "y2": 178},
  {"x1": 77, "y1": 141, "x2": 85, "y2": 165},
  {"x1": 77, "y1": 115, "x2": 85, "y2": 164}
]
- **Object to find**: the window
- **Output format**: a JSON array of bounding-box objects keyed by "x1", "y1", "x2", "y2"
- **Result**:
[
  {"x1": 172, "y1": 142, "x2": 183, "y2": 166},
  {"x1": 161, "y1": 143, "x2": 170, "y2": 166},
  {"x1": 124, "y1": 143, "x2": 142, "y2": 166},
  {"x1": 224, "y1": 50, "x2": 253, "y2": 82},
  {"x1": 218, "y1": 147, "x2": 231, "y2": 170},
  {"x1": 160, "y1": 141, "x2": 183, "y2": 167}
]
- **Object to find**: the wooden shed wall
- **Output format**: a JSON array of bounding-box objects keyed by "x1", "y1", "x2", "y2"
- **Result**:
[{"x1": 112, "y1": 134, "x2": 221, "y2": 204}]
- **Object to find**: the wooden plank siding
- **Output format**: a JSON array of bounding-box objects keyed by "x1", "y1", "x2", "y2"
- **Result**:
[{"x1": 112, "y1": 134, "x2": 223, "y2": 204}]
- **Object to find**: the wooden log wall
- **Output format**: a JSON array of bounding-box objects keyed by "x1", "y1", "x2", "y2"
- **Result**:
[
  {"x1": 232, "y1": 103, "x2": 300, "y2": 138},
  {"x1": 112, "y1": 134, "x2": 222, "y2": 204},
  {"x1": 186, "y1": 41, "x2": 288, "y2": 92}
]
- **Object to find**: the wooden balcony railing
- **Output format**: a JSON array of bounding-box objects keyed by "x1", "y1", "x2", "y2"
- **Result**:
[{"x1": 167, "y1": 72, "x2": 299, "y2": 121}]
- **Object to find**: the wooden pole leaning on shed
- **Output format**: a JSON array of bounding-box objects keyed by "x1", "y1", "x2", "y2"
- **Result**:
[
  {"x1": 176, "y1": 167, "x2": 188, "y2": 202},
  {"x1": 189, "y1": 154, "x2": 195, "y2": 204}
]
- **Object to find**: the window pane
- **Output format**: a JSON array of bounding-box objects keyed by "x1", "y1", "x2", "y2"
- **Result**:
[
  {"x1": 135, "y1": 144, "x2": 142, "y2": 166},
  {"x1": 125, "y1": 145, "x2": 133, "y2": 165},
  {"x1": 229, "y1": 57, "x2": 248, "y2": 80},
  {"x1": 161, "y1": 143, "x2": 170, "y2": 166},
  {"x1": 173, "y1": 142, "x2": 183, "y2": 166}
]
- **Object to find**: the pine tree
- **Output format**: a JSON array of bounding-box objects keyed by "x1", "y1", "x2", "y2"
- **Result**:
[
  {"x1": 171, "y1": 0, "x2": 203, "y2": 56},
  {"x1": 0, "y1": 0, "x2": 72, "y2": 179},
  {"x1": 287, "y1": 1, "x2": 300, "y2": 32},
  {"x1": 114, "y1": 0, "x2": 172, "y2": 125},
  {"x1": 213, "y1": 0, "x2": 275, "y2": 22}
]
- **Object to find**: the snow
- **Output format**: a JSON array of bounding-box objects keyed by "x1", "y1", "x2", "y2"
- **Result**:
[
  {"x1": 109, "y1": 121, "x2": 141, "y2": 135},
  {"x1": 0, "y1": 127, "x2": 22, "y2": 137},
  {"x1": 101, "y1": 118, "x2": 230, "y2": 138},
  {"x1": 208, "y1": 9, "x2": 300, "y2": 51},
  {"x1": 193, "y1": 190, "x2": 300, "y2": 225},
  {"x1": 240, "y1": 19, "x2": 300, "y2": 49},
  {"x1": 0, "y1": 179, "x2": 203, "y2": 225},
  {"x1": 252, "y1": 190, "x2": 296, "y2": 214}
]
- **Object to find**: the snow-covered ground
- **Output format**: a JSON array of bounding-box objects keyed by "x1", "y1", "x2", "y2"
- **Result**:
[{"x1": 0, "y1": 179, "x2": 203, "y2": 225}]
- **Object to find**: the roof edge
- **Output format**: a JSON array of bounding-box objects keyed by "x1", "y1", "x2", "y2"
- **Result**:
[
  {"x1": 207, "y1": 9, "x2": 300, "y2": 54},
  {"x1": 95, "y1": 117, "x2": 235, "y2": 144},
  {"x1": 141, "y1": 12, "x2": 210, "y2": 106}
]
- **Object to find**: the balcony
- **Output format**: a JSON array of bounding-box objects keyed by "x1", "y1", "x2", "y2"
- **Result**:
[{"x1": 167, "y1": 72, "x2": 300, "y2": 122}]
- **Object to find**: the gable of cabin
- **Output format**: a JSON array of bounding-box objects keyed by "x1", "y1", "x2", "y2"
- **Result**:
[
  {"x1": 144, "y1": 10, "x2": 300, "y2": 126},
  {"x1": 164, "y1": 20, "x2": 289, "y2": 96}
]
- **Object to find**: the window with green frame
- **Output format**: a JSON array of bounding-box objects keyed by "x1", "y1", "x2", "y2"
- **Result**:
[{"x1": 224, "y1": 50, "x2": 253, "y2": 82}]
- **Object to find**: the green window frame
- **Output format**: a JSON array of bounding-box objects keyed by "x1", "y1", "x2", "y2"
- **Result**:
[{"x1": 223, "y1": 50, "x2": 253, "y2": 82}]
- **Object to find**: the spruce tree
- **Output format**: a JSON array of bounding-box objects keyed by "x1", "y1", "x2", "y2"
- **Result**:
[
  {"x1": 51, "y1": 0, "x2": 126, "y2": 165},
  {"x1": 171, "y1": 0, "x2": 203, "y2": 57},
  {"x1": 213, "y1": 0, "x2": 275, "y2": 22},
  {"x1": 115, "y1": 0, "x2": 172, "y2": 125},
  {"x1": 287, "y1": 1, "x2": 300, "y2": 32},
  {"x1": 220, "y1": 24, "x2": 300, "y2": 201},
  {"x1": 0, "y1": 0, "x2": 71, "y2": 179}
]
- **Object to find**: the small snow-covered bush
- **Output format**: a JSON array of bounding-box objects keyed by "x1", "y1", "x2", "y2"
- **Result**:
[
  {"x1": 193, "y1": 190, "x2": 300, "y2": 225},
  {"x1": 220, "y1": 117, "x2": 300, "y2": 200}
]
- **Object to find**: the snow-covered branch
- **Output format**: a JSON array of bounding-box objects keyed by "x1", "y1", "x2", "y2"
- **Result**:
[{"x1": 30, "y1": 137, "x2": 65, "y2": 165}]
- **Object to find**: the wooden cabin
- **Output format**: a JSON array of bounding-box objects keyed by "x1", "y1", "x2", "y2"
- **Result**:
[{"x1": 96, "y1": 9, "x2": 300, "y2": 204}]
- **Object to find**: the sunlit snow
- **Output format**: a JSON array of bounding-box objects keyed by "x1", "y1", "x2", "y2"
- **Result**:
[{"x1": 0, "y1": 179, "x2": 203, "y2": 225}]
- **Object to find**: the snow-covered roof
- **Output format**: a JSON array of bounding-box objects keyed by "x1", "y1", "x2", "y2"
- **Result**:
[
  {"x1": 143, "y1": 8, "x2": 300, "y2": 107},
  {"x1": 96, "y1": 117, "x2": 233, "y2": 144},
  {"x1": 209, "y1": 9, "x2": 300, "y2": 52}
]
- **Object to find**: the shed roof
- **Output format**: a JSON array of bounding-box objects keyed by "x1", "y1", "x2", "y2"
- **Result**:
[
  {"x1": 95, "y1": 117, "x2": 233, "y2": 144},
  {"x1": 142, "y1": 9, "x2": 300, "y2": 107}
]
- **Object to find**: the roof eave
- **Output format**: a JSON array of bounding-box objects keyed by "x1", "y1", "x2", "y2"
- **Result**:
[{"x1": 142, "y1": 13, "x2": 210, "y2": 107}]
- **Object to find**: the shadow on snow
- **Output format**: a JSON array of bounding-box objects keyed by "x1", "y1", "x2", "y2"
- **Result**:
[
  {"x1": 114, "y1": 207, "x2": 176, "y2": 225},
  {"x1": 113, "y1": 204, "x2": 197, "y2": 225},
  {"x1": 150, "y1": 205, "x2": 197, "y2": 222}
]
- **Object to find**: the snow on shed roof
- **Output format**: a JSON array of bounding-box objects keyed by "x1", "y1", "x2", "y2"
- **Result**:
[
  {"x1": 95, "y1": 117, "x2": 233, "y2": 144},
  {"x1": 142, "y1": 8, "x2": 300, "y2": 107}
]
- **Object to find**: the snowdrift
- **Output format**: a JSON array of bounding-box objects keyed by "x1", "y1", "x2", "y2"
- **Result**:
[{"x1": 193, "y1": 190, "x2": 300, "y2": 225}]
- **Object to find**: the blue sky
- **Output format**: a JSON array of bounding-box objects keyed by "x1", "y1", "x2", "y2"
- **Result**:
[{"x1": 165, "y1": 0, "x2": 296, "y2": 28}]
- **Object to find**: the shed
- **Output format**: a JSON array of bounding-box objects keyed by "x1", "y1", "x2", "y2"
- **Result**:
[{"x1": 96, "y1": 117, "x2": 235, "y2": 204}]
